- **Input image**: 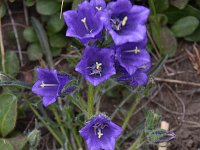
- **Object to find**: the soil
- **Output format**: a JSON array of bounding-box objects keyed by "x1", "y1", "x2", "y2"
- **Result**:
[{"x1": 2, "y1": 1, "x2": 200, "y2": 150}]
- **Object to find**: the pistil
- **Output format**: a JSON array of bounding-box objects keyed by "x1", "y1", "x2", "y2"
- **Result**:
[
  {"x1": 40, "y1": 81, "x2": 58, "y2": 88},
  {"x1": 81, "y1": 17, "x2": 89, "y2": 31}
]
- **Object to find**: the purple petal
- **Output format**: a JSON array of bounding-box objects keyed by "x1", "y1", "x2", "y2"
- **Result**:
[
  {"x1": 42, "y1": 96, "x2": 57, "y2": 107},
  {"x1": 75, "y1": 47, "x2": 116, "y2": 86},
  {"x1": 36, "y1": 68, "x2": 59, "y2": 84},
  {"x1": 129, "y1": 5, "x2": 150, "y2": 24},
  {"x1": 32, "y1": 80, "x2": 59, "y2": 97},
  {"x1": 116, "y1": 43, "x2": 151, "y2": 75},
  {"x1": 57, "y1": 74, "x2": 72, "y2": 94},
  {"x1": 130, "y1": 72, "x2": 148, "y2": 87}
]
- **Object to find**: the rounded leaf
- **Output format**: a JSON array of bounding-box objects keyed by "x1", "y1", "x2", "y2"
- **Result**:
[
  {"x1": 23, "y1": 27, "x2": 38, "y2": 42},
  {"x1": 0, "y1": 94, "x2": 17, "y2": 137},
  {"x1": 171, "y1": 16, "x2": 199, "y2": 37},
  {"x1": 36, "y1": 0, "x2": 60, "y2": 15},
  {"x1": 185, "y1": 25, "x2": 200, "y2": 42},
  {"x1": 0, "y1": 139, "x2": 14, "y2": 150},
  {"x1": 46, "y1": 13, "x2": 64, "y2": 34},
  {"x1": 49, "y1": 34, "x2": 67, "y2": 48},
  {"x1": 27, "y1": 43, "x2": 43, "y2": 61}
]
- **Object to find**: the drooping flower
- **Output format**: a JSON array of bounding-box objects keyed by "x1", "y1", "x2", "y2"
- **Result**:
[
  {"x1": 90, "y1": 0, "x2": 106, "y2": 12},
  {"x1": 75, "y1": 46, "x2": 116, "y2": 86},
  {"x1": 101, "y1": 0, "x2": 150, "y2": 45},
  {"x1": 117, "y1": 61, "x2": 151, "y2": 87},
  {"x1": 79, "y1": 113, "x2": 123, "y2": 150},
  {"x1": 63, "y1": 1, "x2": 104, "y2": 44},
  {"x1": 116, "y1": 38, "x2": 151, "y2": 75},
  {"x1": 32, "y1": 68, "x2": 72, "y2": 107}
]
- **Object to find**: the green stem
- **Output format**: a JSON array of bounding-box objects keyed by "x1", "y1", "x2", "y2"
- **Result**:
[
  {"x1": 122, "y1": 95, "x2": 141, "y2": 130},
  {"x1": 50, "y1": 106, "x2": 72, "y2": 150},
  {"x1": 111, "y1": 91, "x2": 136, "y2": 120},
  {"x1": 128, "y1": 133, "x2": 145, "y2": 150},
  {"x1": 87, "y1": 83, "x2": 94, "y2": 118},
  {"x1": 27, "y1": 102, "x2": 63, "y2": 146}
]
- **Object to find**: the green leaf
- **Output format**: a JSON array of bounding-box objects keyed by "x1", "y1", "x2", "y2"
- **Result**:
[
  {"x1": 171, "y1": 16, "x2": 199, "y2": 37},
  {"x1": 31, "y1": 17, "x2": 53, "y2": 68},
  {"x1": 0, "y1": 51, "x2": 20, "y2": 77},
  {"x1": 0, "y1": 139, "x2": 14, "y2": 150},
  {"x1": 185, "y1": 25, "x2": 200, "y2": 42},
  {"x1": 23, "y1": 27, "x2": 37, "y2": 42},
  {"x1": 24, "y1": 0, "x2": 36, "y2": 7},
  {"x1": 51, "y1": 48, "x2": 62, "y2": 57},
  {"x1": 46, "y1": 13, "x2": 65, "y2": 34},
  {"x1": 49, "y1": 34, "x2": 68, "y2": 48},
  {"x1": 155, "y1": 0, "x2": 169, "y2": 12},
  {"x1": 160, "y1": 27, "x2": 177, "y2": 57},
  {"x1": 27, "y1": 43, "x2": 43, "y2": 61},
  {"x1": 169, "y1": 0, "x2": 189, "y2": 9},
  {"x1": 8, "y1": 134, "x2": 27, "y2": 150},
  {"x1": 36, "y1": 0, "x2": 60, "y2": 15},
  {"x1": 0, "y1": 94, "x2": 17, "y2": 137},
  {"x1": 164, "y1": 5, "x2": 200, "y2": 24}
]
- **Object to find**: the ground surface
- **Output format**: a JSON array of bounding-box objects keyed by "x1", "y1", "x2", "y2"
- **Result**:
[{"x1": 2, "y1": 2, "x2": 200, "y2": 150}]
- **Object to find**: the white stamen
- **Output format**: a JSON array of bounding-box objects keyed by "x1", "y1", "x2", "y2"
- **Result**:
[
  {"x1": 40, "y1": 81, "x2": 58, "y2": 88},
  {"x1": 96, "y1": 6, "x2": 102, "y2": 11},
  {"x1": 81, "y1": 17, "x2": 89, "y2": 31},
  {"x1": 122, "y1": 16, "x2": 128, "y2": 26}
]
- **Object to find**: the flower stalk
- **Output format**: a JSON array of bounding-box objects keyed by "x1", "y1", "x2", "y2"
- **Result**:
[
  {"x1": 87, "y1": 83, "x2": 94, "y2": 118},
  {"x1": 27, "y1": 101, "x2": 63, "y2": 146},
  {"x1": 122, "y1": 95, "x2": 142, "y2": 130}
]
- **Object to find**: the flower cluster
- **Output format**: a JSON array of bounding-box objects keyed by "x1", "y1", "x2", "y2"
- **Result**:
[{"x1": 63, "y1": 0, "x2": 151, "y2": 87}]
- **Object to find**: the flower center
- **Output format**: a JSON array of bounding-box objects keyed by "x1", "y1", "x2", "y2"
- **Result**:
[
  {"x1": 87, "y1": 62, "x2": 103, "y2": 76},
  {"x1": 96, "y1": 6, "x2": 102, "y2": 11},
  {"x1": 125, "y1": 47, "x2": 140, "y2": 54},
  {"x1": 93, "y1": 122, "x2": 108, "y2": 139},
  {"x1": 81, "y1": 17, "x2": 93, "y2": 34},
  {"x1": 40, "y1": 81, "x2": 58, "y2": 88},
  {"x1": 110, "y1": 16, "x2": 128, "y2": 31}
]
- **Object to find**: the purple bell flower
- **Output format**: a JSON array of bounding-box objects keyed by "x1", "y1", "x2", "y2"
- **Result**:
[
  {"x1": 75, "y1": 46, "x2": 116, "y2": 86},
  {"x1": 101, "y1": 0, "x2": 150, "y2": 45},
  {"x1": 90, "y1": 0, "x2": 106, "y2": 12},
  {"x1": 117, "y1": 62, "x2": 151, "y2": 87},
  {"x1": 63, "y1": 1, "x2": 104, "y2": 44},
  {"x1": 32, "y1": 68, "x2": 72, "y2": 107},
  {"x1": 79, "y1": 114, "x2": 123, "y2": 150},
  {"x1": 116, "y1": 38, "x2": 151, "y2": 75}
]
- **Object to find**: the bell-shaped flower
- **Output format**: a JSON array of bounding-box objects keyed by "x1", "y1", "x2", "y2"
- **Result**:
[
  {"x1": 79, "y1": 114, "x2": 123, "y2": 150},
  {"x1": 116, "y1": 38, "x2": 151, "y2": 75},
  {"x1": 32, "y1": 68, "x2": 72, "y2": 107},
  {"x1": 63, "y1": 1, "x2": 104, "y2": 44},
  {"x1": 101, "y1": 0, "x2": 150, "y2": 45},
  {"x1": 90, "y1": 0, "x2": 106, "y2": 12},
  {"x1": 117, "y1": 62, "x2": 151, "y2": 87},
  {"x1": 75, "y1": 46, "x2": 116, "y2": 86}
]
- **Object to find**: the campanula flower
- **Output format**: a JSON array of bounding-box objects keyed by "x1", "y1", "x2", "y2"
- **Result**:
[
  {"x1": 90, "y1": 0, "x2": 106, "y2": 12},
  {"x1": 116, "y1": 38, "x2": 151, "y2": 75},
  {"x1": 32, "y1": 68, "x2": 72, "y2": 107},
  {"x1": 101, "y1": 0, "x2": 150, "y2": 45},
  {"x1": 79, "y1": 114, "x2": 123, "y2": 150},
  {"x1": 117, "y1": 62, "x2": 151, "y2": 87},
  {"x1": 63, "y1": 1, "x2": 104, "y2": 44},
  {"x1": 75, "y1": 46, "x2": 116, "y2": 86}
]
